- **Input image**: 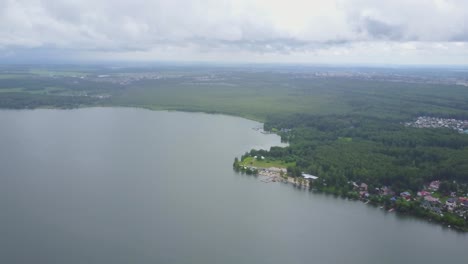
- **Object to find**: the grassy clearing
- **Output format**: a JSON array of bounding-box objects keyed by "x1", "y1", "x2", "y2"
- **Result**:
[{"x1": 239, "y1": 156, "x2": 295, "y2": 168}]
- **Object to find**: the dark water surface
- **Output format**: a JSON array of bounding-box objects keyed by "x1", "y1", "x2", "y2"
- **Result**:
[{"x1": 0, "y1": 108, "x2": 466, "y2": 264}]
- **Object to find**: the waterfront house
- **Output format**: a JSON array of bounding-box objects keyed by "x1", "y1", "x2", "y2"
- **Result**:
[
  {"x1": 424, "y1": 195, "x2": 440, "y2": 203},
  {"x1": 421, "y1": 200, "x2": 431, "y2": 209},
  {"x1": 360, "y1": 183, "x2": 368, "y2": 191},
  {"x1": 381, "y1": 186, "x2": 395, "y2": 196},
  {"x1": 301, "y1": 173, "x2": 318, "y2": 180},
  {"x1": 463, "y1": 201, "x2": 468, "y2": 208},
  {"x1": 429, "y1": 180, "x2": 440, "y2": 191},
  {"x1": 446, "y1": 198, "x2": 458, "y2": 211},
  {"x1": 421, "y1": 200, "x2": 443, "y2": 214},
  {"x1": 431, "y1": 206, "x2": 443, "y2": 215},
  {"x1": 359, "y1": 191, "x2": 369, "y2": 198},
  {"x1": 417, "y1": 191, "x2": 431, "y2": 197},
  {"x1": 400, "y1": 191, "x2": 411, "y2": 200},
  {"x1": 446, "y1": 198, "x2": 457, "y2": 205}
]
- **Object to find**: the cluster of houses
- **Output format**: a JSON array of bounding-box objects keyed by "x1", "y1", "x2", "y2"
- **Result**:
[
  {"x1": 86, "y1": 72, "x2": 184, "y2": 86},
  {"x1": 352, "y1": 180, "x2": 468, "y2": 219},
  {"x1": 404, "y1": 116, "x2": 468, "y2": 134},
  {"x1": 416, "y1": 181, "x2": 468, "y2": 218},
  {"x1": 351, "y1": 182, "x2": 371, "y2": 198}
]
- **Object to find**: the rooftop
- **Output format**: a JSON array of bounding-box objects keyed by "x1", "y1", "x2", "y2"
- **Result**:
[{"x1": 302, "y1": 173, "x2": 319, "y2": 180}]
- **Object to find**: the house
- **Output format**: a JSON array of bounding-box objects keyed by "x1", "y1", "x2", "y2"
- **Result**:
[
  {"x1": 421, "y1": 199, "x2": 443, "y2": 214},
  {"x1": 360, "y1": 183, "x2": 368, "y2": 192},
  {"x1": 417, "y1": 191, "x2": 431, "y2": 197},
  {"x1": 424, "y1": 195, "x2": 440, "y2": 203},
  {"x1": 446, "y1": 198, "x2": 457, "y2": 211},
  {"x1": 381, "y1": 186, "x2": 395, "y2": 196},
  {"x1": 431, "y1": 206, "x2": 443, "y2": 215},
  {"x1": 463, "y1": 201, "x2": 468, "y2": 208},
  {"x1": 429, "y1": 180, "x2": 440, "y2": 191},
  {"x1": 421, "y1": 200, "x2": 431, "y2": 209},
  {"x1": 301, "y1": 173, "x2": 318, "y2": 180},
  {"x1": 446, "y1": 198, "x2": 457, "y2": 205},
  {"x1": 359, "y1": 191, "x2": 369, "y2": 198},
  {"x1": 400, "y1": 191, "x2": 411, "y2": 200}
]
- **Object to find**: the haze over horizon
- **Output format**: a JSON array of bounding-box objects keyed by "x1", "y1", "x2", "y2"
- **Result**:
[{"x1": 1, "y1": 0, "x2": 468, "y2": 65}]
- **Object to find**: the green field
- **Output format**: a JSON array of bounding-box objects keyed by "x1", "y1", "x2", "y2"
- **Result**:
[
  {"x1": 110, "y1": 77, "x2": 349, "y2": 122},
  {"x1": 239, "y1": 156, "x2": 295, "y2": 168}
]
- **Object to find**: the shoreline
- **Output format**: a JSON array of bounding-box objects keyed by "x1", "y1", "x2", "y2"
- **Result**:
[
  {"x1": 0, "y1": 104, "x2": 265, "y2": 123},
  {"x1": 234, "y1": 158, "x2": 467, "y2": 233}
]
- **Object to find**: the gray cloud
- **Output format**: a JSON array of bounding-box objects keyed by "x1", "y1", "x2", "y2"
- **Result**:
[
  {"x1": 359, "y1": 17, "x2": 404, "y2": 40},
  {"x1": 451, "y1": 26, "x2": 468, "y2": 42},
  {"x1": 1, "y1": 0, "x2": 468, "y2": 63},
  {"x1": 342, "y1": 0, "x2": 468, "y2": 42}
]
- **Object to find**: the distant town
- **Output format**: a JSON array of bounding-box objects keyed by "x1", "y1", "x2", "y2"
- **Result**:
[{"x1": 404, "y1": 116, "x2": 468, "y2": 134}]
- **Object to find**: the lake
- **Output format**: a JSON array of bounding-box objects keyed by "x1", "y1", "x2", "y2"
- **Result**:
[{"x1": 0, "y1": 107, "x2": 466, "y2": 264}]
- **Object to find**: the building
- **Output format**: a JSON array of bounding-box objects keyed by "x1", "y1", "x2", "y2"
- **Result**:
[
  {"x1": 446, "y1": 198, "x2": 457, "y2": 211},
  {"x1": 429, "y1": 181, "x2": 440, "y2": 191},
  {"x1": 360, "y1": 183, "x2": 368, "y2": 192},
  {"x1": 417, "y1": 191, "x2": 431, "y2": 197},
  {"x1": 400, "y1": 191, "x2": 411, "y2": 200},
  {"x1": 301, "y1": 173, "x2": 318, "y2": 180},
  {"x1": 381, "y1": 186, "x2": 395, "y2": 196},
  {"x1": 424, "y1": 195, "x2": 440, "y2": 203}
]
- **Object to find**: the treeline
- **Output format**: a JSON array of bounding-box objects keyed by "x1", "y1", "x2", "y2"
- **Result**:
[{"x1": 0, "y1": 93, "x2": 99, "y2": 109}]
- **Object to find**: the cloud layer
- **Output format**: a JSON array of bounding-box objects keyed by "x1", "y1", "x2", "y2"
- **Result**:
[{"x1": 1, "y1": 0, "x2": 468, "y2": 64}]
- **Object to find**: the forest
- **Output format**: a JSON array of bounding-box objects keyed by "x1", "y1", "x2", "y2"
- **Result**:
[{"x1": 261, "y1": 114, "x2": 468, "y2": 194}]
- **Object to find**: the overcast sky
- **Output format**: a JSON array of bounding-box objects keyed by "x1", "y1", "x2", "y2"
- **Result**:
[{"x1": 1, "y1": 0, "x2": 468, "y2": 65}]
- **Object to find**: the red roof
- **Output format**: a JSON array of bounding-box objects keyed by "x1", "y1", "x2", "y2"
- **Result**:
[{"x1": 418, "y1": 191, "x2": 431, "y2": 196}]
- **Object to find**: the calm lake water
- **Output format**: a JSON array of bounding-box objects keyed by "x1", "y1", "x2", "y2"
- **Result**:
[{"x1": 0, "y1": 108, "x2": 466, "y2": 264}]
